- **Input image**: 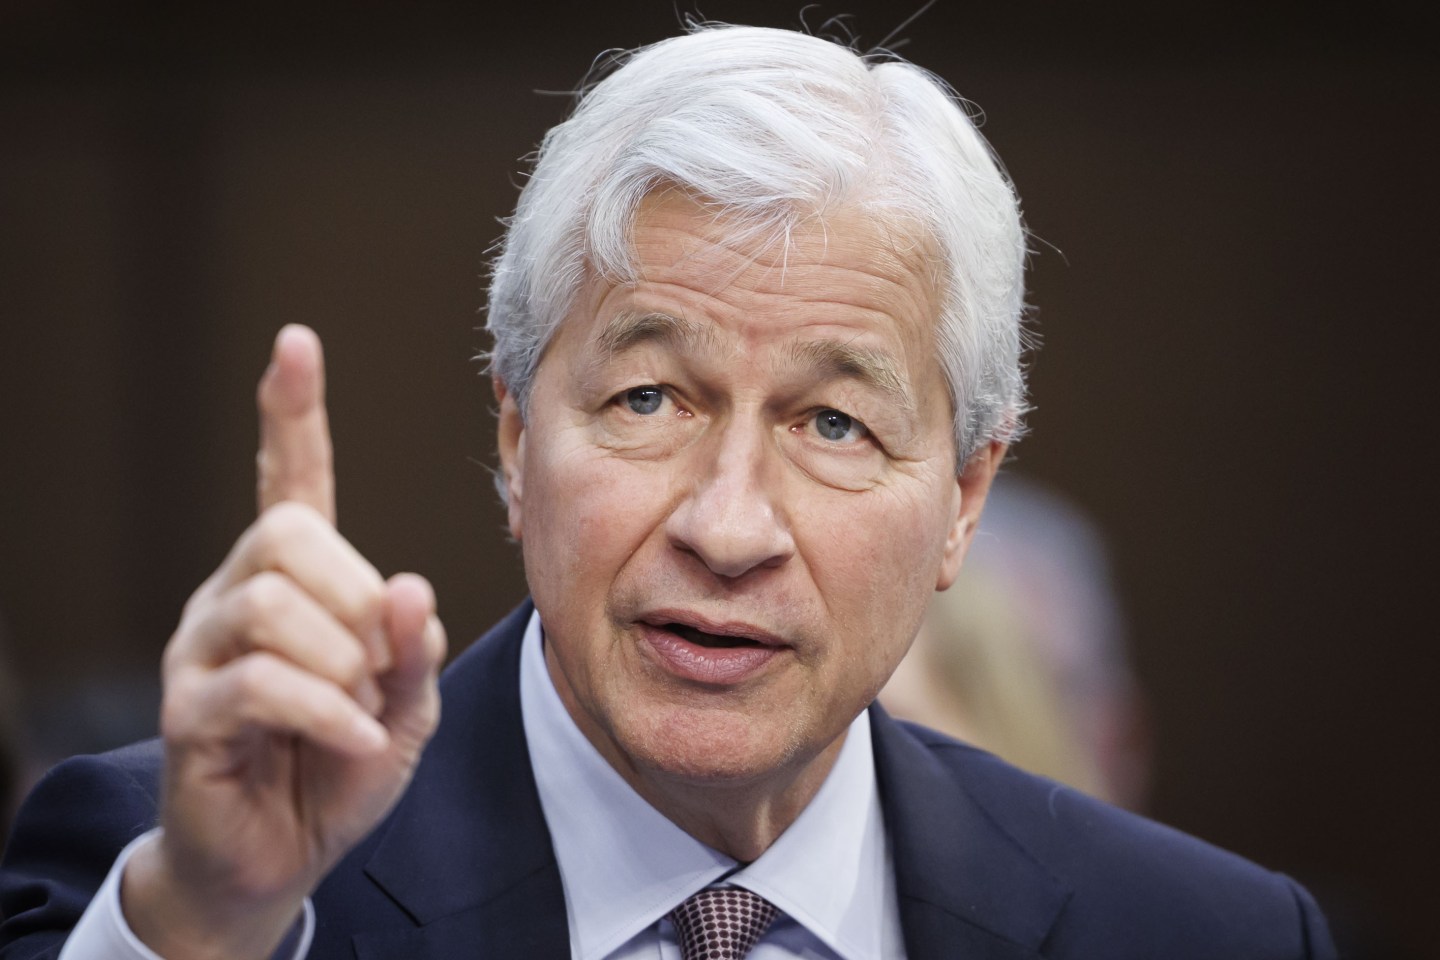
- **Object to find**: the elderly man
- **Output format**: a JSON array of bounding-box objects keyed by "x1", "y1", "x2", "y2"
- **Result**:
[{"x1": 1, "y1": 24, "x2": 1333, "y2": 960}]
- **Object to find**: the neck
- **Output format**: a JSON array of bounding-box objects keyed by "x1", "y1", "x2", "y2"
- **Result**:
[{"x1": 618, "y1": 733, "x2": 848, "y2": 862}]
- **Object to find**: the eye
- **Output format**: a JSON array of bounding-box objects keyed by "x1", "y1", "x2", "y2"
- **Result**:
[
  {"x1": 624, "y1": 386, "x2": 665, "y2": 415},
  {"x1": 811, "y1": 408, "x2": 868, "y2": 444}
]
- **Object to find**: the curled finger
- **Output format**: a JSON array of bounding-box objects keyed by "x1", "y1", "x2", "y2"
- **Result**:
[
  {"x1": 209, "y1": 502, "x2": 391, "y2": 672},
  {"x1": 167, "y1": 652, "x2": 388, "y2": 757},
  {"x1": 182, "y1": 571, "x2": 384, "y2": 715}
]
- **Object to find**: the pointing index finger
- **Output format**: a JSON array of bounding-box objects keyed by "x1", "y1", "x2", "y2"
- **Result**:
[{"x1": 256, "y1": 325, "x2": 336, "y2": 524}]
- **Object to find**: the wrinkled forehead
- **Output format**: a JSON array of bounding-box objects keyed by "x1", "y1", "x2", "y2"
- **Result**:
[
  {"x1": 611, "y1": 186, "x2": 943, "y2": 292},
  {"x1": 539, "y1": 191, "x2": 956, "y2": 440},
  {"x1": 574, "y1": 188, "x2": 948, "y2": 341}
]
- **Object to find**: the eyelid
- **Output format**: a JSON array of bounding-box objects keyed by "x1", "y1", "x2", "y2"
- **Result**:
[
  {"x1": 610, "y1": 382, "x2": 690, "y2": 418},
  {"x1": 610, "y1": 382, "x2": 662, "y2": 401},
  {"x1": 801, "y1": 406, "x2": 872, "y2": 445}
]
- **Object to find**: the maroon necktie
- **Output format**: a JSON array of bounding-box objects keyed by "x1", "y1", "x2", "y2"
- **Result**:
[{"x1": 668, "y1": 887, "x2": 780, "y2": 960}]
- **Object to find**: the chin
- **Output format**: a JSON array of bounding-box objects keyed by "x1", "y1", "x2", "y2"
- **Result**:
[{"x1": 620, "y1": 701, "x2": 809, "y2": 787}]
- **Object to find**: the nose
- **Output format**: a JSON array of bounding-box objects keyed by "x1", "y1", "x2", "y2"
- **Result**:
[{"x1": 664, "y1": 418, "x2": 795, "y2": 579}]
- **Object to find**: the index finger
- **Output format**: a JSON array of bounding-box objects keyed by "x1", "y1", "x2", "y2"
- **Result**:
[{"x1": 256, "y1": 325, "x2": 336, "y2": 524}]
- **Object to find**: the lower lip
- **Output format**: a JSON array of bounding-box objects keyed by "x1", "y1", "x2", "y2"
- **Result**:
[{"x1": 638, "y1": 624, "x2": 782, "y2": 685}]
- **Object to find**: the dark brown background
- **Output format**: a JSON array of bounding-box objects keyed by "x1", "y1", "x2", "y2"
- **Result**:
[{"x1": 2, "y1": 2, "x2": 1436, "y2": 955}]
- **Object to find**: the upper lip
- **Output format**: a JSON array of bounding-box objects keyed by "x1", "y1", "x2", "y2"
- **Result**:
[{"x1": 638, "y1": 609, "x2": 788, "y2": 647}]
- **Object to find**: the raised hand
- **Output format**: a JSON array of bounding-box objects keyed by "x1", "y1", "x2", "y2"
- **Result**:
[{"x1": 121, "y1": 326, "x2": 446, "y2": 960}]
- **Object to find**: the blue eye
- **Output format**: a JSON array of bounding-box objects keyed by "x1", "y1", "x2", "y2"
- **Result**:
[
  {"x1": 625, "y1": 386, "x2": 664, "y2": 415},
  {"x1": 814, "y1": 409, "x2": 865, "y2": 442}
]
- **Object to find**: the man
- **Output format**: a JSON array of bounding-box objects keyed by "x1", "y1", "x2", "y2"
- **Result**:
[{"x1": 1, "y1": 24, "x2": 1334, "y2": 960}]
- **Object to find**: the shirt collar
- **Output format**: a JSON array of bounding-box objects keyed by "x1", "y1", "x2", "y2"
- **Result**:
[
  {"x1": 733, "y1": 700, "x2": 893, "y2": 960},
  {"x1": 519, "y1": 610, "x2": 894, "y2": 960}
]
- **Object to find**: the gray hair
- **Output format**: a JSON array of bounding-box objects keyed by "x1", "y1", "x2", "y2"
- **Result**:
[{"x1": 486, "y1": 24, "x2": 1028, "y2": 469}]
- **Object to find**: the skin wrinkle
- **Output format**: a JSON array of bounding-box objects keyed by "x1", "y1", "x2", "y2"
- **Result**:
[
  {"x1": 500, "y1": 191, "x2": 1002, "y2": 859},
  {"x1": 594, "y1": 310, "x2": 717, "y2": 360},
  {"x1": 587, "y1": 344, "x2": 920, "y2": 488},
  {"x1": 575, "y1": 207, "x2": 950, "y2": 488},
  {"x1": 487, "y1": 32, "x2": 1028, "y2": 470},
  {"x1": 589, "y1": 309, "x2": 917, "y2": 451},
  {"x1": 783, "y1": 338, "x2": 913, "y2": 426},
  {"x1": 635, "y1": 196, "x2": 927, "y2": 302}
]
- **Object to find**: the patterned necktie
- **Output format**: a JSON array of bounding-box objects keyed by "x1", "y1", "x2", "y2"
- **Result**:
[{"x1": 668, "y1": 887, "x2": 780, "y2": 960}]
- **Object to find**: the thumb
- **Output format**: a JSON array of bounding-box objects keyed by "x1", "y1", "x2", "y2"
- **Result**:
[{"x1": 378, "y1": 574, "x2": 445, "y2": 742}]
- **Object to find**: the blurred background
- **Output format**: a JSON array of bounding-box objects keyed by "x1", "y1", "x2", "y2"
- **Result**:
[{"x1": 1, "y1": 1, "x2": 1435, "y2": 955}]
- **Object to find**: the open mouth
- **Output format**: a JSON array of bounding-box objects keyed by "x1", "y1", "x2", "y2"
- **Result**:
[
  {"x1": 637, "y1": 616, "x2": 783, "y2": 684},
  {"x1": 666, "y1": 623, "x2": 761, "y2": 649}
]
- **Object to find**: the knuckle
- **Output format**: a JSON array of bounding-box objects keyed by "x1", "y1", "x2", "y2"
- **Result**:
[
  {"x1": 262, "y1": 499, "x2": 303, "y2": 533},
  {"x1": 237, "y1": 571, "x2": 293, "y2": 623},
  {"x1": 231, "y1": 653, "x2": 284, "y2": 707},
  {"x1": 330, "y1": 641, "x2": 368, "y2": 687},
  {"x1": 159, "y1": 670, "x2": 202, "y2": 742},
  {"x1": 158, "y1": 689, "x2": 186, "y2": 740},
  {"x1": 354, "y1": 579, "x2": 386, "y2": 623},
  {"x1": 335, "y1": 578, "x2": 385, "y2": 632},
  {"x1": 174, "y1": 574, "x2": 223, "y2": 641},
  {"x1": 180, "y1": 580, "x2": 211, "y2": 620},
  {"x1": 255, "y1": 500, "x2": 320, "y2": 547},
  {"x1": 160, "y1": 636, "x2": 186, "y2": 677},
  {"x1": 163, "y1": 601, "x2": 215, "y2": 676}
]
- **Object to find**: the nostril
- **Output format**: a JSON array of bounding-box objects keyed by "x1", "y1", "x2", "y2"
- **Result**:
[{"x1": 663, "y1": 447, "x2": 795, "y2": 578}]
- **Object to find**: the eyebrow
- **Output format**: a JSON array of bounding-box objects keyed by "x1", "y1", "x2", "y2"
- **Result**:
[
  {"x1": 786, "y1": 338, "x2": 917, "y2": 419},
  {"x1": 593, "y1": 311, "x2": 717, "y2": 357},
  {"x1": 589, "y1": 309, "x2": 918, "y2": 417}
]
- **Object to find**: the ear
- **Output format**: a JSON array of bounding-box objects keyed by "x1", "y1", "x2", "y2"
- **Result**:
[
  {"x1": 494, "y1": 377, "x2": 526, "y2": 541},
  {"x1": 935, "y1": 440, "x2": 1006, "y2": 591}
]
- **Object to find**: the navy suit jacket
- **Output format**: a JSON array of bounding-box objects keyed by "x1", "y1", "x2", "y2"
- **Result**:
[{"x1": 2, "y1": 601, "x2": 1335, "y2": 958}]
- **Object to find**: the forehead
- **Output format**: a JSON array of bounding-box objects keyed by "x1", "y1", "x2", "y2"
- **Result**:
[
  {"x1": 568, "y1": 191, "x2": 945, "y2": 367},
  {"x1": 635, "y1": 191, "x2": 937, "y2": 314}
]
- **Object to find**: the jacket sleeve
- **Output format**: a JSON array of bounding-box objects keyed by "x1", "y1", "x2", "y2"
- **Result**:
[
  {"x1": 0, "y1": 743, "x2": 163, "y2": 959},
  {"x1": 1287, "y1": 875, "x2": 1338, "y2": 960}
]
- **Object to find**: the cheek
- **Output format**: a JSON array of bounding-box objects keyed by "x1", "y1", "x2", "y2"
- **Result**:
[
  {"x1": 806, "y1": 485, "x2": 951, "y2": 670},
  {"x1": 525, "y1": 436, "x2": 669, "y2": 577},
  {"x1": 817, "y1": 482, "x2": 950, "y2": 587}
]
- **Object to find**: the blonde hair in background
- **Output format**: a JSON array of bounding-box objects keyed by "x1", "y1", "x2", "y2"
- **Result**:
[{"x1": 881, "y1": 476, "x2": 1150, "y2": 810}]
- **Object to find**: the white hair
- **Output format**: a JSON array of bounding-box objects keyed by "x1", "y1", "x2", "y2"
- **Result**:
[{"x1": 486, "y1": 24, "x2": 1028, "y2": 470}]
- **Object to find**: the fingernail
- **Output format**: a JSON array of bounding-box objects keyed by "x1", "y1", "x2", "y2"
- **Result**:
[{"x1": 276, "y1": 324, "x2": 303, "y2": 350}]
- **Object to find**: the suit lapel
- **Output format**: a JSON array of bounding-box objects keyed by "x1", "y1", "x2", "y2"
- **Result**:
[
  {"x1": 870, "y1": 705, "x2": 1071, "y2": 960},
  {"x1": 356, "y1": 601, "x2": 571, "y2": 958},
  {"x1": 346, "y1": 606, "x2": 1070, "y2": 958}
]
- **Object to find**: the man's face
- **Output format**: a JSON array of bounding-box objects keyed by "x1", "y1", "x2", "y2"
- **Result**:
[{"x1": 498, "y1": 190, "x2": 1000, "y2": 794}]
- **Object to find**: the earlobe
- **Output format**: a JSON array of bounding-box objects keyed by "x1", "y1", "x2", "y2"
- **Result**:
[
  {"x1": 494, "y1": 378, "x2": 526, "y2": 540},
  {"x1": 935, "y1": 440, "x2": 1007, "y2": 591}
]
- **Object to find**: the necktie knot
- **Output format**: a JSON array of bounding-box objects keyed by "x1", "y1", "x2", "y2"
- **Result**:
[{"x1": 668, "y1": 887, "x2": 779, "y2": 960}]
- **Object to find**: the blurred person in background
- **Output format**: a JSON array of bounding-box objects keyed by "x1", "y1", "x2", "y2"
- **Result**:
[{"x1": 881, "y1": 475, "x2": 1151, "y2": 810}]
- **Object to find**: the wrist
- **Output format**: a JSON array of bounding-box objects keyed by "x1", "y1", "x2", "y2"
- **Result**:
[{"x1": 120, "y1": 832, "x2": 309, "y2": 960}]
